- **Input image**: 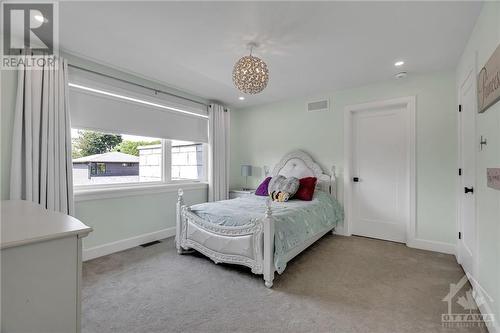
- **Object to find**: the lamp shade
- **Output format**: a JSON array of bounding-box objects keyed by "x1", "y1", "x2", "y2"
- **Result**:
[{"x1": 241, "y1": 165, "x2": 252, "y2": 177}]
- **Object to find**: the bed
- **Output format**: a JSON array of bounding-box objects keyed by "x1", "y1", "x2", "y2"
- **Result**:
[{"x1": 175, "y1": 150, "x2": 343, "y2": 288}]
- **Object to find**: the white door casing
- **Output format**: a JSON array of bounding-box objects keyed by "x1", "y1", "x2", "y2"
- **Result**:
[
  {"x1": 344, "y1": 97, "x2": 416, "y2": 244},
  {"x1": 457, "y1": 66, "x2": 477, "y2": 277}
]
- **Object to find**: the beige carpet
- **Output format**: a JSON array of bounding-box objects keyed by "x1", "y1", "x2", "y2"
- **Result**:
[{"x1": 82, "y1": 235, "x2": 486, "y2": 333}]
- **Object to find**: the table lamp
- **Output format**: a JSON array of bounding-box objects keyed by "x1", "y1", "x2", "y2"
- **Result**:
[{"x1": 241, "y1": 165, "x2": 252, "y2": 190}]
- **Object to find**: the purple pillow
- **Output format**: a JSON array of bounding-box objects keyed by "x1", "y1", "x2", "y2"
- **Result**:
[{"x1": 255, "y1": 177, "x2": 272, "y2": 196}]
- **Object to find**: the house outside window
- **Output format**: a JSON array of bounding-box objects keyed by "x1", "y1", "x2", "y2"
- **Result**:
[
  {"x1": 171, "y1": 140, "x2": 205, "y2": 180},
  {"x1": 137, "y1": 144, "x2": 162, "y2": 182}
]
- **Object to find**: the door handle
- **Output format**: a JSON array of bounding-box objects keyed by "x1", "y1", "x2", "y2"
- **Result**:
[
  {"x1": 353, "y1": 177, "x2": 359, "y2": 182},
  {"x1": 464, "y1": 187, "x2": 474, "y2": 194}
]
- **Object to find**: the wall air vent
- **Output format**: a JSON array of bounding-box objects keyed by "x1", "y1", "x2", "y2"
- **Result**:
[{"x1": 306, "y1": 99, "x2": 330, "y2": 112}]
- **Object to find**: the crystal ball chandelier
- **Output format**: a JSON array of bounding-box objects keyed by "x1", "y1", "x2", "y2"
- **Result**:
[{"x1": 232, "y1": 42, "x2": 269, "y2": 94}]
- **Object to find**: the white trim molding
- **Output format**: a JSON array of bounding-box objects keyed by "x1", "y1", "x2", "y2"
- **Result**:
[
  {"x1": 406, "y1": 238, "x2": 456, "y2": 255},
  {"x1": 344, "y1": 96, "x2": 417, "y2": 244},
  {"x1": 456, "y1": 57, "x2": 479, "y2": 278},
  {"x1": 83, "y1": 227, "x2": 176, "y2": 261},
  {"x1": 472, "y1": 281, "x2": 499, "y2": 333},
  {"x1": 75, "y1": 182, "x2": 207, "y2": 202}
]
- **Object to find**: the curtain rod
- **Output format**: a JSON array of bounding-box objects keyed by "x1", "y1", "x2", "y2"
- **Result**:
[{"x1": 67, "y1": 64, "x2": 209, "y2": 108}]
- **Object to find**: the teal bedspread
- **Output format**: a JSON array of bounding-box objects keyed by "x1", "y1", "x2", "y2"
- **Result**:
[{"x1": 189, "y1": 191, "x2": 343, "y2": 274}]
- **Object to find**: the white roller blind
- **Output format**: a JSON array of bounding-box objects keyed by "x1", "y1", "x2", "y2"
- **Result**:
[{"x1": 68, "y1": 67, "x2": 208, "y2": 143}]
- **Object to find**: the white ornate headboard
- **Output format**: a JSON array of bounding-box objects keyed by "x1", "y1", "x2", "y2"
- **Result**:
[{"x1": 267, "y1": 150, "x2": 337, "y2": 199}]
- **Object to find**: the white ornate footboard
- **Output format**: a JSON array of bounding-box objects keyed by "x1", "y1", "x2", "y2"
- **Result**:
[{"x1": 176, "y1": 189, "x2": 276, "y2": 288}]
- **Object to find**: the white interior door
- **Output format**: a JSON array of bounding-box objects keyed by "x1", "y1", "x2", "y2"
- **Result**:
[
  {"x1": 351, "y1": 106, "x2": 409, "y2": 243},
  {"x1": 458, "y1": 69, "x2": 476, "y2": 276}
]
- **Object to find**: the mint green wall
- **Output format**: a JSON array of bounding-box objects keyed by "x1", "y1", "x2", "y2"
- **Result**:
[
  {"x1": 0, "y1": 54, "x2": 208, "y2": 251},
  {"x1": 457, "y1": 1, "x2": 500, "y2": 325},
  {"x1": 76, "y1": 189, "x2": 206, "y2": 249},
  {"x1": 231, "y1": 71, "x2": 457, "y2": 245}
]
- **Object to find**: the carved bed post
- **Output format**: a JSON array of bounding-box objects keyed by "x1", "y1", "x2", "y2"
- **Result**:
[
  {"x1": 263, "y1": 198, "x2": 275, "y2": 288},
  {"x1": 176, "y1": 188, "x2": 184, "y2": 254},
  {"x1": 330, "y1": 165, "x2": 336, "y2": 195}
]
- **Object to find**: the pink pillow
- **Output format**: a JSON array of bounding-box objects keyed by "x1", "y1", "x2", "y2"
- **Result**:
[
  {"x1": 255, "y1": 177, "x2": 272, "y2": 196},
  {"x1": 294, "y1": 177, "x2": 317, "y2": 201}
]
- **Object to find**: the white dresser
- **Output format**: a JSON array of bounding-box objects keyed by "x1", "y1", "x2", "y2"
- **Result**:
[{"x1": 1, "y1": 200, "x2": 92, "y2": 333}]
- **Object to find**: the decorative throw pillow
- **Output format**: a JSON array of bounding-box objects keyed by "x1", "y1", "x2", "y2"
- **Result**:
[
  {"x1": 294, "y1": 177, "x2": 317, "y2": 201},
  {"x1": 268, "y1": 175, "x2": 299, "y2": 202},
  {"x1": 255, "y1": 177, "x2": 272, "y2": 196}
]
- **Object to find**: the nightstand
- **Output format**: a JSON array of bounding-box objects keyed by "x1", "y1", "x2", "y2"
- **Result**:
[{"x1": 229, "y1": 189, "x2": 255, "y2": 199}]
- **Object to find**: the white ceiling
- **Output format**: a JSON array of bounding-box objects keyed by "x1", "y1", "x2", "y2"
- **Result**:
[{"x1": 60, "y1": 1, "x2": 482, "y2": 107}]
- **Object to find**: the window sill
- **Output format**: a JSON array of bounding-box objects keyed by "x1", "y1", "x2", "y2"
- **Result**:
[{"x1": 74, "y1": 182, "x2": 208, "y2": 202}]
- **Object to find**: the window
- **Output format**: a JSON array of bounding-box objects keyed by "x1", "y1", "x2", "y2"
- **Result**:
[
  {"x1": 89, "y1": 162, "x2": 106, "y2": 176},
  {"x1": 97, "y1": 163, "x2": 106, "y2": 174},
  {"x1": 171, "y1": 140, "x2": 206, "y2": 181},
  {"x1": 71, "y1": 129, "x2": 206, "y2": 188},
  {"x1": 68, "y1": 71, "x2": 209, "y2": 191}
]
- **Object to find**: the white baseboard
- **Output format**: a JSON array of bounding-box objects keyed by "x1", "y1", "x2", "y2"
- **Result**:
[
  {"x1": 335, "y1": 230, "x2": 456, "y2": 255},
  {"x1": 83, "y1": 227, "x2": 176, "y2": 261},
  {"x1": 407, "y1": 238, "x2": 456, "y2": 255},
  {"x1": 471, "y1": 279, "x2": 499, "y2": 333}
]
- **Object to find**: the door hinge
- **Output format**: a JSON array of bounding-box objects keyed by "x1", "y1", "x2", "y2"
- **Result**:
[
  {"x1": 458, "y1": 168, "x2": 462, "y2": 176},
  {"x1": 458, "y1": 104, "x2": 462, "y2": 112},
  {"x1": 458, "y1": 232, "x2": 461, "y2": 240}
]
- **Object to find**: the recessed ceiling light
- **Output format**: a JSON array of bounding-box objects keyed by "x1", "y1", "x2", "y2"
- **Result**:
[
  {"x1": 238, "y1": 96, "x2": 245, "y2": 101},
  {"x1": 394, "y1": 61, "x2": 405, "y2": 67}
]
